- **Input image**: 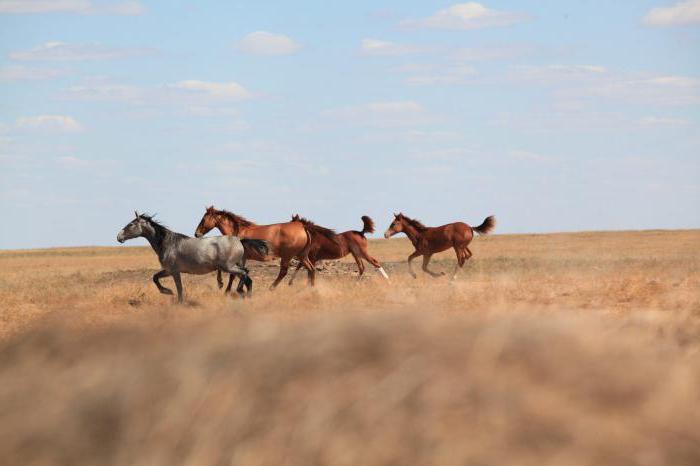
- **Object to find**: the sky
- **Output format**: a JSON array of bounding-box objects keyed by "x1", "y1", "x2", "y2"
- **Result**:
[{"x1": 0, "y1": 0, "x2": 699, "y2": 249}]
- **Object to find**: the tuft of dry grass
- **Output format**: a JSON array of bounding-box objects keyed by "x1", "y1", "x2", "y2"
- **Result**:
[{"x1": 0, "y1": 230, "x2": 699, "y2": 465}]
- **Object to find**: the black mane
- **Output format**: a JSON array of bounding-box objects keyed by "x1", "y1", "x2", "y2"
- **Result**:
[{"x1": 139, "y1": 214, "x2": 187, "y2": 247}]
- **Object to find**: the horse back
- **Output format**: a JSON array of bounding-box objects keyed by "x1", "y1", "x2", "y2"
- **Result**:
[
  {"x1": 241, "y1": 221, "x2": 308, "y2": 258},
  {"x1": 169, "y1": 236, "x2": 244, "y2": 274},
  {"x1": 421, "y1": 222, "x2": 473, "y2": 251},
  {"x1": 309, "y1": 231, "x2": 349, "y2": 261}
]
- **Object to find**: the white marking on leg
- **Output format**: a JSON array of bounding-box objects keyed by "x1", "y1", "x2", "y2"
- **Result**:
[
  {"x1": 377, "y1": 266, "x2": 389, "y2": 280},
  {"x1": 451, "y1": 264, "x2": 459, "y2": 281}
]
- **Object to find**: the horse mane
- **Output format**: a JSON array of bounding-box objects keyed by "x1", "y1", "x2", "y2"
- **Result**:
[
  {"x1": 217, "y1": 209, "x2": 256, "y2": 228},
  {"x1": 398, "y1": 213, "x2": 428, "y2": 231},
  {"x1": 291, "y1": 214, "x2": 337, "y2": 241},
  {"x1": 138, "y1": 213, "x2": 179, "y2": 243}
]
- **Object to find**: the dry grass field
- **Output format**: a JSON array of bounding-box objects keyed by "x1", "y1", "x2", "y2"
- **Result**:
[{"x1": 1, "y1": 230, "x2": 699, "y2": 465}]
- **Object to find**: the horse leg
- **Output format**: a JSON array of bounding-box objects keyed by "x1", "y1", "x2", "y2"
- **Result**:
[
  {"x1": 422, "y1": 254, "x2": 444, "y2": 278},
  {"x1": 153, "y1": 270, "x2": 173, "y2": 295},
  {"x1": 302, "y1": 256, "x2": 315, "y2": 286},
  {"x1": 407, "y1": 251, "x2": 421, "y2": 278},
  {"x1": 451, "y1": 247, "x2": 463, "y2": 280},
  {"x1": 216, "y1": 270, "x2": 224, "y2": 289},
  {"x1": 270, "y1": 257, "x2": 290, "y2": 289},
  {"x1": 224, "y1": 264, "x2": 250, "y2": 298},
  {"x1": 244, "y1": 274, "x2": 253, "y2": 297},
  {"x1": 235, "y1": 274, "x2": 246, "y2": 297},
  {"x1": 172, "y1": 272, "x2": 184, "y2": 303},
  {"x1": 352, "y1": 252, "x2": 365, "y2": 279},
  {"x1": 359, "y1": 244, "x2": 389, "y2": 280},
  {"x1": 234, "y1": 258, "x2": 249, "y2": 294},
  {"x1": 223, "y1": 273, "x2": 235, "y2": 294},
  {"x1": 288, "y1": 261, "x2": 304, "y2": 286},
  {"x1": 452, "y1": 246, "x2": 472, "y2": 280}
]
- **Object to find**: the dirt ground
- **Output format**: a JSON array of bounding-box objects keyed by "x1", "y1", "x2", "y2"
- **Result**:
[{"x1": 0, "y1": 230, "x2": 699, "y2": 465}]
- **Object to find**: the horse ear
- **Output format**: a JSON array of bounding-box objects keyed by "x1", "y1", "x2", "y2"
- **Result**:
[
  {"x1": 134, "y1": 210, "x2": 139, "y2": 218},
  {"x1": 394, "y1": 212, "x2": 398, "y2": 218}
]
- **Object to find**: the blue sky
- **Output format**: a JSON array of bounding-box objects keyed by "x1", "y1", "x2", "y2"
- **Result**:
[{"x1": 1, "y1": 1, "x2": 699, "y2": 249}]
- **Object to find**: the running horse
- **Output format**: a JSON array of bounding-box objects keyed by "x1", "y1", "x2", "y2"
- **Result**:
[
  {"x1": 384, "y1": 213, "x2": 495, "y2": 279},
  {"x1": 288, "y1": 215, "x2": 389, "y2": 284},
  {"x1": 194, "y1": 206, "x2": 317, "y2": 289},
  {"x1": 117, "y1": 212, "x2": 268, "y2": 302}
]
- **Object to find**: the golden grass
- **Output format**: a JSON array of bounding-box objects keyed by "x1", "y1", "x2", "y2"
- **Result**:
[{"x1": 0, "y1": 230, "x2": 699, "y2": 465}]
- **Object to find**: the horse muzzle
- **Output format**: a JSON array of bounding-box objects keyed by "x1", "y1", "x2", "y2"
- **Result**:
[
  {"x1": 117, "y1": 232, "x2": 126, "y2": 243},
  {"x1": 384, "y1": 231, "x2": 392, "y2": 239},
  {"x1": 194, "y1": 232, "x2": 203, "y2": 238}
]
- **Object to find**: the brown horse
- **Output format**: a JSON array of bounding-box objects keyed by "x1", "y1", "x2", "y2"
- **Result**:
[
  {"x1": 384, "y1": 213, "x2": 495, "y2": 279},
  {"x1": 288, "y1": 215, "x2": 389, "y2": 285},
  {"x1": 194, "y1": 206, "x2": 316, "y2": 289}
]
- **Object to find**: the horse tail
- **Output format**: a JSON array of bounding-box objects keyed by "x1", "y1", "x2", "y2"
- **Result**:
[
  {"x1": 472, "y1": 216, "x2": 496, "y2": 235},
  {"x1": 241, "y1": 239, "x2": 269, "y2": 259},
  {"x1": 360, "y1": 215, "x2": 375, "y2": 236}
]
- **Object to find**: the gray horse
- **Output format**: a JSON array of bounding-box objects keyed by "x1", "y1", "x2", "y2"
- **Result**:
[{"x1": 117, "y1": 212, "x2": 267, "y2": 302}]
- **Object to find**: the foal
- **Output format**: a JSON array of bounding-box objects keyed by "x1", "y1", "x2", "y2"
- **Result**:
[
  {"x1": 384, "y1": 213, "x2": 495, "y2": 279},
  {"x1": 288, "y1": 215, "x2": 389, "y2": 284},
  {"x1": 117, "y1": 212, "x2": 267, "y2": 302}
]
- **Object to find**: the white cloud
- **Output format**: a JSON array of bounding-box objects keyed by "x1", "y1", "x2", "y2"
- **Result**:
[
  {"x1": 402, "y1": 2, "x2": 529, "y2": 30},
  {"x1": 16, "y1": 115, "x2": 84, "y2": 132},
  {"x1": 360, "y1": 39, "x2": 419, "y2": 56},
  {"x1": 590, "y1": 75, "x2": 700, "y2": 106},
  {"x1": 368, "y1": 101, "x2": 423, "y2": 113},
  {"x1": 0, "y1": 64, "x2": 68, "y2": 81},
  {"x1": 169, "y1": 80, "x2": 253, "y2": 100},
  {"x1": 0, "y1": 0, "x2": 144, "y2": 15},
  {"x1": 510, "y1": 65, "x2": 700, "y2": 106},
  {"x1": 325, "y1": 101, "x2": 432, "y2": 127},
  {"x1": 59, "y1": 78, "x2": 257, "y2": 116},
  {"x1": 512, "y1": 64, "x2": 607, "y2": 83},
  {"x1": 57, "y1": 155, "x2": 89, "y2": 167},
  {"x1": 9, "y1": 41, "x2": 154, "y2": 61},
  {"x1": 56, "y1": 156, "x2": 117, "y2": 173},
  {"x1": 63, "y1": 82, "x2": 144, "y2": 102},
  {"x1": 639, "y1": 116, "x2": 690, "y2": 126},
  {"x1": 403, "y1": 64, "x2": 477, "y2": 86},
  {"x1": 643, "y1": 0, "x2": 700, "y2": 26},
  {"x1": 450, "y1": 44, "x2": 534, "y2": 61},
  {"x1": 509, "y1": 149, "x2": 548, "y2": 162},
  {"x1": 237, "y1": 31, "x2": 300, "y2": 56},
  {"x1": 645, "y1": 76, "x2": 700, "y2": 87}
]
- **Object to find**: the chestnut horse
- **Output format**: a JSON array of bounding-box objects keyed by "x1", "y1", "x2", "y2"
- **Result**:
[
  {"x1": 288, "y1": 215, "x2": 389, "y2": 285},
  {"x1": 384, "y1": 213, "x2": 495, "y2": 279},
  {"x1": 194, "y1": 206, "x2": 315, "y2": 288}
]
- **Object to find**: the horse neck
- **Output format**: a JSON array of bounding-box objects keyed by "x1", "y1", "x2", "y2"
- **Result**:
[
  {"x1": 400, "y1": 222, "x2": 422, "y2": 245},
  {"x1": 141, "y1": 225, "x2": 172, "y2": 257},
  {"x1": 216, "y1": 216, "x2": 238, "y2": 236}
]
